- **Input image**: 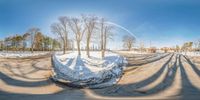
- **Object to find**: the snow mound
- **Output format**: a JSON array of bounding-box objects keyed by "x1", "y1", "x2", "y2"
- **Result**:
[
  {"x1": 0, "y1": 52, "x2": 50, "y2": 58},
  {"x1": 51, "y1": 51, "x2": 127, "y2": 88}
]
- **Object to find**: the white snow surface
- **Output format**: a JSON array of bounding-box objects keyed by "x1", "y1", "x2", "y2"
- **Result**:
[
  {"x1": 117, "y1": 50, "x2": 151, "y2": 54},
  {"x1": 180, "y1": 52, "x2": 200, "y2": 57},
  {"x1": 0, "y1": 51, "x2": 50, "y2": 58},
  {"x1": 52, "y1": 51, "x2": 127, "y2": 88}
]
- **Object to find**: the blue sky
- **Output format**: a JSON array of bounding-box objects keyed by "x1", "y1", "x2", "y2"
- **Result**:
[{"x1": 0, "y1": 0, "x2": 200, "y2": 48}]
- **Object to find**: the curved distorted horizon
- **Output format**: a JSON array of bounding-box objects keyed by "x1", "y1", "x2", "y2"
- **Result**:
[{"x1": 0, "y1": 0, "x2": 200, "y2": 100}]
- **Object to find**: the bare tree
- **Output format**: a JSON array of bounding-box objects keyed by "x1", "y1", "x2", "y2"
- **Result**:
[
  {"x1": 99, "y1": 18, "x2": 113, "y2": 58},
  {"x1": 51, "y1": 16, "x2": 69, "y2": 54},
  {"x1": 100, "y1": 18, "x2": 105, "y2": 58},
  {"x1": 69, "y1": 17, "x2": 86, "y2": 55},
  {"x1": 59, "y1": 17, "x2": 69, "y2": 50},
  {"x1": 103, "y1": 25, "x2": 113, "y2": 53},
  {"x1": 83, "y1": 15, "x2": 97, "y2": 57},
  {"x1": 27, "y1": 28, "x2": 40, "y2": 53},
  {"x1": 123, "y1": 35, "x2": 135, "y2": 51}
]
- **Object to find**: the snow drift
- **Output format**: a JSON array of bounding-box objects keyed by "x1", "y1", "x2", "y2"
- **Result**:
[{"x1": 51, "y1": 51, "x2": 127, "y2": 88}]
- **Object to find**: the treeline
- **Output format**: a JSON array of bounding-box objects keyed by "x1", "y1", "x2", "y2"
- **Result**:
[
  {"x1": 177, "y1": 40, "x2": 200, "y2": 52},
  {"x1": 160, "y1": 40, "x2": 200, "y2": 53},
  {"x1": 0, "y1": 30, "x2": 61, "y2": 52},
  {"x1": 0, "y1": 14, "x2": 115, "y2": 57},
  {"x1": 121, "y1": 36, "x2": 200, "y2": 53}
]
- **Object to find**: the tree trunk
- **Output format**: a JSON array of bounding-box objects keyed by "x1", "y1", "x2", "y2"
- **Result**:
[
  {"x1": 101, "y1": 28, "x2": 104, "y2": 58},
  {"x1": 86, "y1": 37, "x2": 90, "y2": 57},
  {"x1": 31, "y1": 45, "x2": 34, "y2": 53},
  {"x1": 6, "y1": 45, "x2": 8, "y2": 53},
  {"x1": 66, "y1": 35, "x2": 68, "y2": 51},
  {"x1": 23, "y1": 47, "x2": 25, "y2": 52},
  {"x1": 15, "y1": 44, "x2": 17, "y2": 51},
  {"x1": 63, "y1": 40, "x2": 66, "y2": 54},
  {"x1": 77, "y1": 40, "x2": 81, "y2": 55},
  {"x1": 103, "y1": 33, "x2": 107, "y2": 58},
  {"x1": 42, "y1": 45, "x2": 44, "y2": 52},
  {"x1": 31, "y1": 41, "x2": 34, "y2": 53},
  {"x1": 31, "y1": 34, "x2": 34, "y2": 53},
  {"x1": 101, "y1": 47, "x2": 105, "y2": 58},
  {"x1": 23, "y1": 40, "x2": 25, "y2": 52},
  {"x1": 129, "y1": 47, "x2": 131, "y2": 51}
]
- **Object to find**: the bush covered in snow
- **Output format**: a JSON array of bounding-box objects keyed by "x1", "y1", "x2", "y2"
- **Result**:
[{"x1": 51, "y1": 51, "x2": 127, "y2": 88}]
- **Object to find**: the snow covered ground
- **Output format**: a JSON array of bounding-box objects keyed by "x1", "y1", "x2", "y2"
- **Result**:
[
  {"x1": 180, "y1": 51, "x2": 200, "y2": 57},
  {"x1": 116, "y1": 50, "x2": 151, "y2": 55},
  {"x1": 0, "y1": 51, "x2": 50, "y2": 58},
  {"x1": 52, "y1": 51, "x2": 127, "y2": 88}
]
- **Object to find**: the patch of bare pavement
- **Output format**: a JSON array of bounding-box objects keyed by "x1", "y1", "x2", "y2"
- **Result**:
[{"x1": 0, "y1": 53, "x2": 200, "y2": 100}]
